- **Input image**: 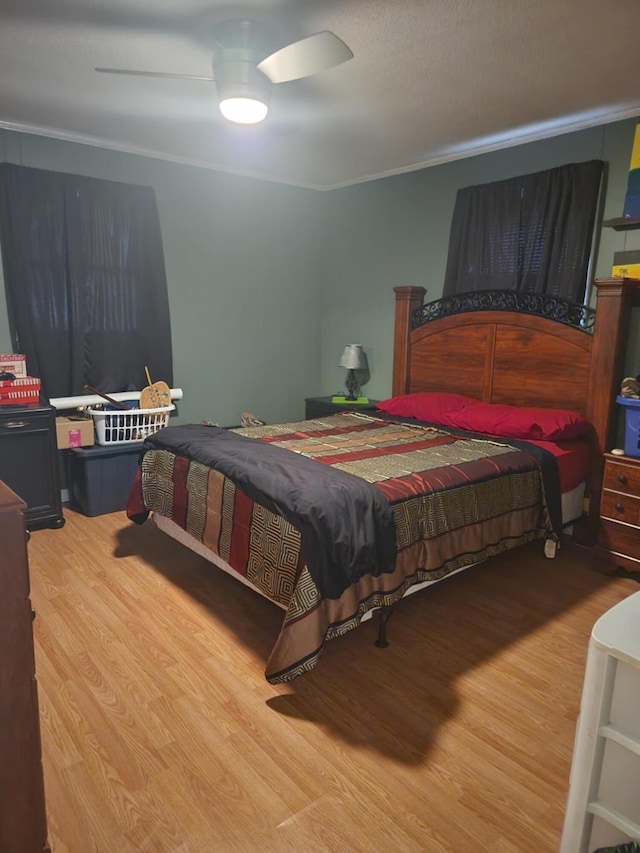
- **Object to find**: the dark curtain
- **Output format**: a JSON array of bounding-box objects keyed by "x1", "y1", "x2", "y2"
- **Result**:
[
  {"x1": 443, "y1": 160, "x2": 604, "y2": 301},
  {"x1": 0, "y1": 163, "x2": 173, "y2": 399}
]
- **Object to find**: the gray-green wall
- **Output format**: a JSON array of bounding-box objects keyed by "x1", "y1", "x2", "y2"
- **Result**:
[
  {"x1": 1, "y1": 118, "x2": 639, "y2": 425},
  {"x1": 318, "y1": 118, "x2": 640, "y2": 399}
]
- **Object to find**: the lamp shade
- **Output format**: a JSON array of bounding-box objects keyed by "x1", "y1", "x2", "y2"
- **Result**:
[{"x1": 339, "y1": 344, "x2": 368, "y2": 371}]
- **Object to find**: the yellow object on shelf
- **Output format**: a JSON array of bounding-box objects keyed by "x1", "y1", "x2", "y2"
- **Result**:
[
  {"x1": 611, "y1": 249, "x2": 640, "y2": 279},
  {"x1": 612, "y1": 263, "x2": 640, "y2": 278}
]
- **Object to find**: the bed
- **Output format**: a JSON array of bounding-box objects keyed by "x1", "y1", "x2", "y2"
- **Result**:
[{"x1": 127, "y1": 277, "x2": 636, "y2": 683}]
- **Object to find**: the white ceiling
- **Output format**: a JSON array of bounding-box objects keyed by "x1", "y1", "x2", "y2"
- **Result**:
[{"x1": 2, "y1": 0, "x2": 640, "y2": 190}]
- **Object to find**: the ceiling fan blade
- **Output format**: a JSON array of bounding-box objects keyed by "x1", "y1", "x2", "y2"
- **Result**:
[
  {"x1": 95, "y1": 67, "x2": 214, "y2": 82},
  {"x1": 257, "y1": 31, "x2": 353, "y2": 84}
]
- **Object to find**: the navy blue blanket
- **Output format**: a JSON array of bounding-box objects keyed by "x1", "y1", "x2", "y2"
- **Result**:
[{"x1": 141, "y1": 424, "x2": 397, "y2": 600}]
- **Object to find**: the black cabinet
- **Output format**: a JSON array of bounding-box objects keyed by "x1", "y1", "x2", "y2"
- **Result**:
[
  {"x1": 0, "y1": 400, "x2": 64, "y2": 530},
  {"x1": 305, "y1": 396, "x2": 380, "y2": 419}
]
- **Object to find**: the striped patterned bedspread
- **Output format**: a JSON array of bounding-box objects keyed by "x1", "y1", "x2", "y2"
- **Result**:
[{"x1": 127, "y1": 412, "x2": 557, "y2": 682}]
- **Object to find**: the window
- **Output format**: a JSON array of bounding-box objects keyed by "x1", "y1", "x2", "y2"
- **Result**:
[
  {"x1": 0, "y1": 164, "x2": 173, "y2": 399},
  {"x1": 443, "y1": 160, "x2": 604, "y2": 303}
]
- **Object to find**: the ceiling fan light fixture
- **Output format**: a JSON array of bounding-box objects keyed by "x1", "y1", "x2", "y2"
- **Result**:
[
  {"x1": 219, "y1": 96, "x2": 268, "y2": 124},
  {"x1": 213, "y1": 57, "x2": 271, "y2": 125},
  {"x1": 95, "y1": 21, "x2": 353, "y2": 128}
]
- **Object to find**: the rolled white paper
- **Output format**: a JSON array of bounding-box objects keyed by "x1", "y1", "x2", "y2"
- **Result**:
[{"x1": 49, "y1": 387, "x2": 184, "y2": 410}]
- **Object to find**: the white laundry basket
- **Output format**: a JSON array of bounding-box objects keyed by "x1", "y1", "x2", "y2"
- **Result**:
[{"x1": 87, "y1": 404, "x2": 175, "y2": 446}]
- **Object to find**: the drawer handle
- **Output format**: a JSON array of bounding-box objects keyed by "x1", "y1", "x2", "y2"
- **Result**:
[
  {"x1": 3, "y1": 420, "x2": 28, "y2": 428},
  {"x1": 617, "y1": 474, "x2": 628, "y2": 485},
  {"x1": 615, "y1": 502, "x2": 625, "y2": 513}
]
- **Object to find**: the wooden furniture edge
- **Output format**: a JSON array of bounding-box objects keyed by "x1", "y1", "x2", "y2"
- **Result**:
[
  {"x1": 392, "y1": 286, "x2": 426, "y2": 396},
  {"x1": 583, "y1": 277, "x2": 637, "y2": 539}
]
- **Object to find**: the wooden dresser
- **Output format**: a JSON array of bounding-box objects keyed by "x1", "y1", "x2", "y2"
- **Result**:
[
  {"x1": 596, "y1": 452, "x2": 640, "y2": 576},
  {"x1": 0, "y1": 481, "x2": 50, "y2": 852}
]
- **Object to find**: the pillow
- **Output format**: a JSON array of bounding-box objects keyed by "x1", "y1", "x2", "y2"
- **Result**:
[
  {"x1": 376, "y1": 392, "x2": 480, "y2": 423},
  {"x1": 448, "y1": 402, "x2": 593, "y2": 441}
]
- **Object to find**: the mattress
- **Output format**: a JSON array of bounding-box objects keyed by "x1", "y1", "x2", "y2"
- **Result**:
[{"x1": 526, "y1": 438, "x2": 590, "y2": 525}]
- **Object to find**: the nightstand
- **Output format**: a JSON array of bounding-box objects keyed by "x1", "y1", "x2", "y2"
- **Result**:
[
  {"x1": 0, "y1": 399, "x2": 64, "y2": 530},
  {"x1": 305, "y1": 396, "x2": 380, "y2": 419},
  {"x1": 595, "y1": 452, "x2": 640, "y2": 576}
]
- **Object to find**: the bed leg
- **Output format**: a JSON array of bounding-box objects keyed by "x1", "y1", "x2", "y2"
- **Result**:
[{"x1": 375, "y1": 605, "x2": 393, "y2": 648}]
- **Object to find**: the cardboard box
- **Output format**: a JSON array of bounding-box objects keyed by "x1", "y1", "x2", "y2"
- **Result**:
[
  {"x1": 0, "y1": 376, "x2": 40, "y2": 391},
  {"x1": 0, "y1": 395, "x2": 40, "y2": 406},
  {"x1": 0, "y1": 375, "x2": 41, "y2": 406},
  {"x1": 55, "y1": 416, "x2": 95, "y2": 449},
  {"x1": 0, "y1": 353, "x2": 27, "y2": 378},
  {"x1": 612, "y1": 249, "x2": 640, "y2": 280}
]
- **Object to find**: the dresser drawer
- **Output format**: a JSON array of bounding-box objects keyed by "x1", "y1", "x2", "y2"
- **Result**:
[
  {"x1": 597, "y1": 518, "x2": 640, "y2": 561},
  {"x1": 603, "y1": 459, "x2": 640, "y2": 497},
  {"x1": 600, "y1": 490, "x2": 640, "y2": 525}
]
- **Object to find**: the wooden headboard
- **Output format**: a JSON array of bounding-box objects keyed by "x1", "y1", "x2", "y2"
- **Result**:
[{"x1": 392, "y1": 278, "x2": 638, "y2": 540}]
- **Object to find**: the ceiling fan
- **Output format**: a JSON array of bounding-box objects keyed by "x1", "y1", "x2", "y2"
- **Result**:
[{"x1": 95, "y1": 19, "x2": 353, "y2": 125}]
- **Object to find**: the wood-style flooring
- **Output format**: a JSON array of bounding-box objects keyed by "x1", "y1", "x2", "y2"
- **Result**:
[{"x1": 26, "y1": 507, "x2": 638, "y2": 853}]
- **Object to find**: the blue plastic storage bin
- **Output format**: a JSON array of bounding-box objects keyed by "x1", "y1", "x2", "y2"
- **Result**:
[
  {"x1": 68, "y1": 443, "x2": 143, "y2": 516},
  {"x1": 617, "y1": 395, "x2": 640, "y2": 458}
]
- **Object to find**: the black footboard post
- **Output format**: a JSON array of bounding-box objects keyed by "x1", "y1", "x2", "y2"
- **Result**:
[{"x1": 375, "y1": 605, "x2": 394, "y2": 648}]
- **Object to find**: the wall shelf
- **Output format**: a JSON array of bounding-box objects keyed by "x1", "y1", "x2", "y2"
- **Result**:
[{"x1": 603, "y1": 216, "x2": 640, "y2": 231}]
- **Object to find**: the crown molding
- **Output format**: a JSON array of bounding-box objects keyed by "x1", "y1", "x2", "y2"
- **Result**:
[{"x1": 2, "y1": 103, "x2": 640, "y2": 192}]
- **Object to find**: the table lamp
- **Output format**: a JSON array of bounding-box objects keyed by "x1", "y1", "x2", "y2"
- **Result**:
[{"x1": 333, "y1": 344, "x2": 369, "y2": 403}]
